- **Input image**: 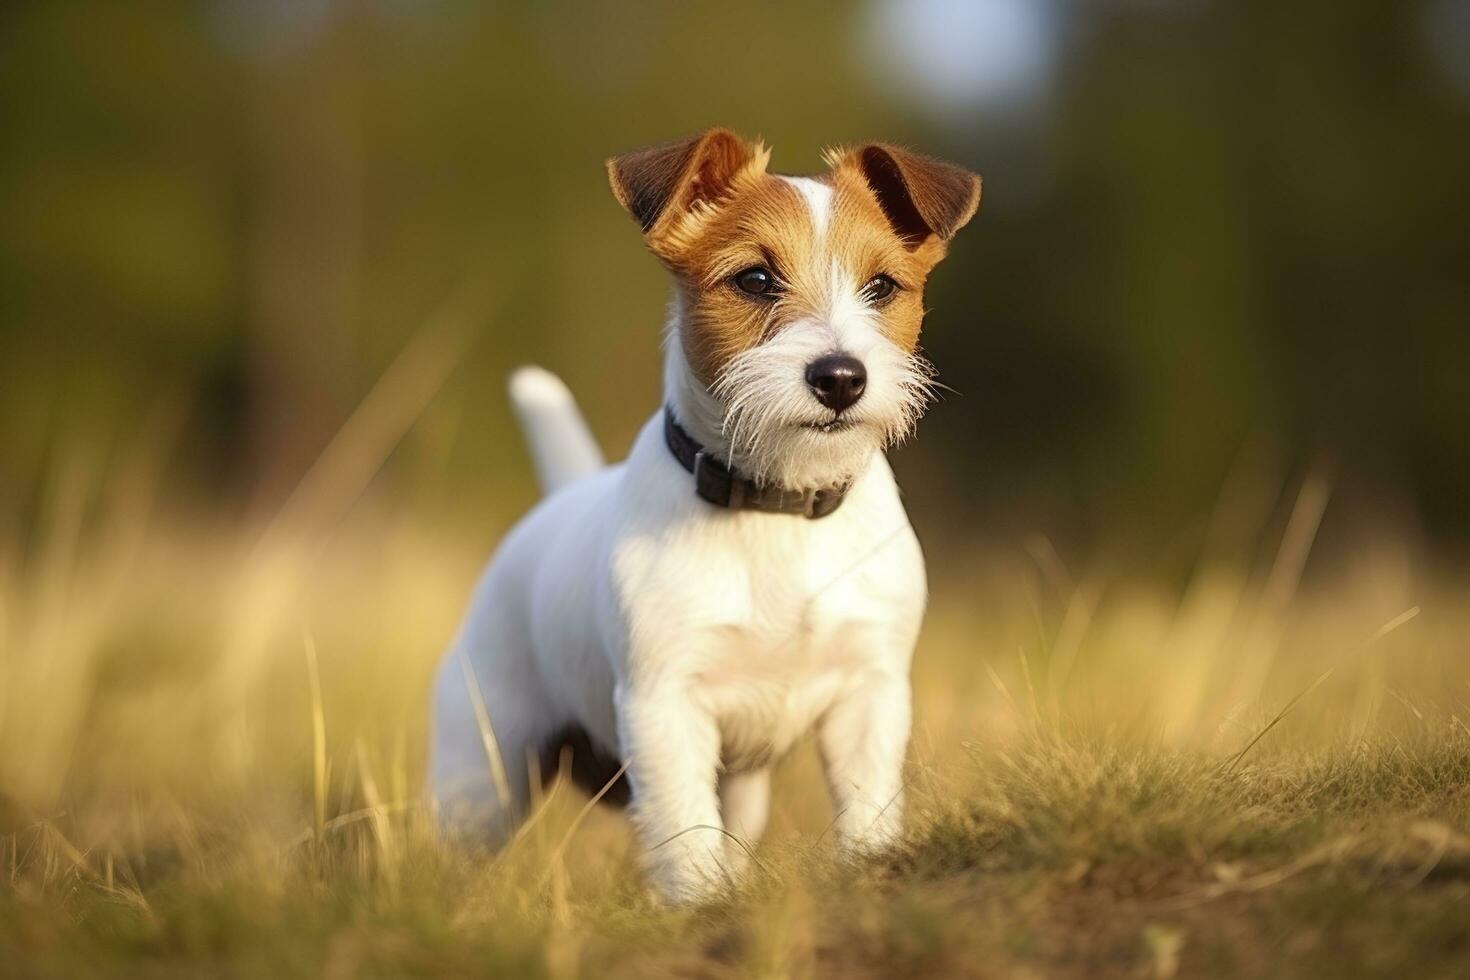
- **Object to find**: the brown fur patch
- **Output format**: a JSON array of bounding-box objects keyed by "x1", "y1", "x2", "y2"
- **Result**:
[
  {"x1": 665, "y1": 174, "x2": 815, "y2": 384},
  {"x1": 832, "y1": 143, "x2": 983, "y2": 245},
  {"x1": 537, "y1": 725, "x2": 629, "y2": 808}
]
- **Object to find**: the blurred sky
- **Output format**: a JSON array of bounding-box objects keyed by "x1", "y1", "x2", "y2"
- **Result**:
[{"x1": 2, "y1": 0, "x2": 1468, "y2": 573}]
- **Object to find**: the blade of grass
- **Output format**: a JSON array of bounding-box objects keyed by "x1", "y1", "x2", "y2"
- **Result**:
[
  {"x1": 457, "y1": 650, "x2": 512, "y2": 807},
  {"x1": 1223, "y1": 665, "x2": 1338, "y2": 774},
  {"x1": 304, "y1": 629, "x2": 327, "y2": 842},
  {"x1": 545, "y1": 757, "x2": 630, "y2": 874},
  {"x1": 355, "y1": 739, "x2": 399, "y2": 887}
]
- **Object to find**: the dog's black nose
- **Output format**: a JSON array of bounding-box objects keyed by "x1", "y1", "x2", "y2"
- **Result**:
[{"x1": 805, "y1": 354, "x2": 867, "y2": 414}]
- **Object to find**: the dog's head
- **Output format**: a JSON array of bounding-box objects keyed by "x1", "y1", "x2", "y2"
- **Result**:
[{"x1": 609, "y1": 128, "x2": 980, "y2": 491}]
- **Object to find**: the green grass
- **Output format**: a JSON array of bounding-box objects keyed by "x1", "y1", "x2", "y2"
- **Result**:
[{"x1": 7, "y1": 737, "x2": 1470, "y2": 978}]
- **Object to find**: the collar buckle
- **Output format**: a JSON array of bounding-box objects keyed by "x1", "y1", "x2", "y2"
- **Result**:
[
  {"x1": 804, "y1": 487, "x2": 844, "y2": 519},
  {"x1": 692, "y1": 449, "x2": 734, "y2": 508}
]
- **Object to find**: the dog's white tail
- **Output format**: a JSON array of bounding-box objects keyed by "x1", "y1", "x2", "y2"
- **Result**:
[{"x1": 508, "y1": 366, "x2": 605, "y2": 494}]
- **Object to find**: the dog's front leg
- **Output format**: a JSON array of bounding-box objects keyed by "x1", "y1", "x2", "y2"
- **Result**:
[
  {"x1": 817, "y1": 669, "x2": 912, "y2": 854},
  {"x1": 618, "y1": 683, "x2": 727, "y2": 902}
]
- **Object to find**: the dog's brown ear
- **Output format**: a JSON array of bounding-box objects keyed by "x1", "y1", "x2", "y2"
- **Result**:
[
  {"x1": 846, "y1": 143, "x2": 981, "y2": 249},
  {"x1": 607, "y1": 128, "x2": 767, "y2": 240}
]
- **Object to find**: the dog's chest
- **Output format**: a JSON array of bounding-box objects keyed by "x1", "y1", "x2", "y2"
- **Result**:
[
  {"x1": 613, "y1": 500, "x2": 924, "y2": 769},
  {"x1": 686, "y1": 578, "x2": 859, "y2": 769},
  {"x1": 692, "y1": 634, "x2": 853, "y2": 771}
]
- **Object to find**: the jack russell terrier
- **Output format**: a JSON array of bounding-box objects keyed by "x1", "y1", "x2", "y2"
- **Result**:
[{"x1": 431, "y1": 128, "x2": 980, "y2": 902}]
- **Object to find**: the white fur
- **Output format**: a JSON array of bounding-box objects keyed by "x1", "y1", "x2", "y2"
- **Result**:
[
  {"x1": 431, "y1": 190, "x2": 930, "y2": 903},
  {"x1": 781, "y1": 175, "x2": 833, "y2": 238},
  {"x1": 507, "y1": 366, "x2": 605, "y2": 492}
]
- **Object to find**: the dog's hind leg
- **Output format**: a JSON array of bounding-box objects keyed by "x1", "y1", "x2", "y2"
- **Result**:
[
  {"x1": 429, "y1": 640, "x2": 549, "y2": 845},
  {"x1": 719, "y1": 768, "x2": 771, "y2": 874}
]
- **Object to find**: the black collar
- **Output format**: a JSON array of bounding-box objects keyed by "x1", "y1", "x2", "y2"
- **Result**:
[{"x1": 663, "y1": 408, "x2": 849, "y2": 519}]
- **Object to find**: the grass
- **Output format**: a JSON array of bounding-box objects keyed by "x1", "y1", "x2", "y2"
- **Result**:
[
  {"x1": 6, "y1": 721, "x2": 1470, "y2": 978},
  {"x1": 4, "y1": 372, "x2": 1470, "y2": 976}
]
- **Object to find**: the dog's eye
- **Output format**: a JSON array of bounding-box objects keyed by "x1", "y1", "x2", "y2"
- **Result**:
[
  {"x1": 864, "y1": 274, "x2": 899, "y2": 303},
  {"x1": 734, "y1": 267, "x2": 776, "y2": 296}
]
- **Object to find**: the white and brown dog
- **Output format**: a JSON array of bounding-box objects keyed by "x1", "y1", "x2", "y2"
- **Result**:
[{"x1": 431, "y1": 128, "x2": 980, "y2": 902}]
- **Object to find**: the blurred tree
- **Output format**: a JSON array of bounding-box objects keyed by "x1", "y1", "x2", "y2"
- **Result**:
[
  {"x1": 240, "y1": 10, "x2": 365, "y2": 508},
  {"x1": 1, "y1": 0, "x2": 1466, "y2": 564}
]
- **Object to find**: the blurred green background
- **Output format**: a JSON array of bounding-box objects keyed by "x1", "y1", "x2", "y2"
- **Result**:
[{"x1": 3, "y1": 0, "x2": 1468, "y2": 571}]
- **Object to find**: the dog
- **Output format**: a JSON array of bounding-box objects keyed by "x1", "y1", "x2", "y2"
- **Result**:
[{"x1": 431, "y1": 128, "x2": 980, "y2": 902}]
